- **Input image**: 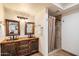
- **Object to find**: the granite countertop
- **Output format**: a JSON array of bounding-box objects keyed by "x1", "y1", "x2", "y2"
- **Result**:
[{"x1": 0, "y1": 37, "x2": 38, "y2": 44}]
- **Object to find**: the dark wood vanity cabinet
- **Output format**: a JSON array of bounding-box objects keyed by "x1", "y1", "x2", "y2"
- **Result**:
[
  {"x1": 16, "y1": 40, "x2": 30, "y2": 56},
  {"x1": 1, "y1": 43, "x2": 16, "y2": 56},
  {"x1": 30, "y1": 39, "x2": 38, "y2": 54},
  {"x1": 1, "y1": 38, "x2": 39, "y2": 56}
]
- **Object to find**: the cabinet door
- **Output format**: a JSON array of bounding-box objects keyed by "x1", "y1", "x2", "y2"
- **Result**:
[
  {"x1": 17, "y1": 49, "x2": 30, "y2": 56},
  {"x1": 16, "y1": 40, "x2": 30, "y2": 56},
  {"x1": 30, "y1": 39, "x2": 38, "y2": 53},
  {"x1": 1, "y1": 43, "x2": 16, "y2": 56}
]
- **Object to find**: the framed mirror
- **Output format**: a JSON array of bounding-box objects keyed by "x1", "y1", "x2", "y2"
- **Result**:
[
  {"x1": 5, "y1": 19, "x2": 20, "y2": 36},
  {"x1": 25, "y1": 22, "x2": 35, "y2": 35}
]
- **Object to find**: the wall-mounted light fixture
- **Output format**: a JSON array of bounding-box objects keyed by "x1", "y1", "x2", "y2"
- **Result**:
[{"x1": 17, "y1": 16, "x2": 28, "y2": 19}]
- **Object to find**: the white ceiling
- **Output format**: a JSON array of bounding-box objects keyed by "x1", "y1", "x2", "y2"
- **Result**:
[
  {"x1": 58, "y1": 3, "x2": 74, "y2": 8},
  {"x1": 48, "y1": 3, "x2": 79, "y2": 16},
  {"x1": 53, "y1": 3, "x2": 78, "y2": 10}
]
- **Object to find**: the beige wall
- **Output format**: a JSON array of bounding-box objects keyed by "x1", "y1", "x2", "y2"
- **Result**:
[
  {"x1": 0, "y1": 4, "x2": 4, "y2": 56},
  {"x1": 0, "y1": 4, "x2": 4, "y2": 19},
  {"x1": 0, "y1": 4, "x2": 5, "y2": 42},
  {"x1": 35, "y1": 8, "x2": 48, "y2": 56},
  {"x1": 4, "y1": 8, "x2": 34, "y2": 38}
]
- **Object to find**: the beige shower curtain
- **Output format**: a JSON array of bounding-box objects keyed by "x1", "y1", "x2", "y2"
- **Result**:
[{"x1": 48, "y1": 16, "x2": 55, "y2": 53}]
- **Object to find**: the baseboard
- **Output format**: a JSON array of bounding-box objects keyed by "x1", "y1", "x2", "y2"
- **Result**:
[{"x1": 61, "y1": 49, "x2": 77, "y2": 56}]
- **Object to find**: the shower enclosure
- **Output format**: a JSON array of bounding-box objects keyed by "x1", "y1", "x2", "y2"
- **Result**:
[
  {"x1": 48, "y1": 16, "x2": 56, "y2": 52},
  {"x1": 48, "y1": 15, "x2": 61, "y2": 53}
]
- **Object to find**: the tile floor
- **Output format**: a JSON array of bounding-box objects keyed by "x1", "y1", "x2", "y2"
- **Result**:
[
  {"x1": 31, "y1": 49, "x2": 75, "y2": 56},
  {"x1": 49, "y1": 49, "x2": 75, "y2": 56}
]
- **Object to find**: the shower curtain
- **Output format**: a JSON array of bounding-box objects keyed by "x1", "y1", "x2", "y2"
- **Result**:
[{"x1": 48, "y1": 16, "x2": 56, "y2": 53}]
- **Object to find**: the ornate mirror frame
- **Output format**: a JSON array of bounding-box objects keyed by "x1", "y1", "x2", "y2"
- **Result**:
[
  {"x1": 5, "y1": 19, "x2": 20, "y2": 36},
  {"x1": 25, "y1": 22, "x2": 35, "y2": 35}
]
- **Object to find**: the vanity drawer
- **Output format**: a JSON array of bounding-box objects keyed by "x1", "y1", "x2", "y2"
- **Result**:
[
  {"x1": 18, "y1": 44, "x2": 29, "y2": 50},
  {"x1": 17, "y1": 40, "x2": 29, "y2": 45}
]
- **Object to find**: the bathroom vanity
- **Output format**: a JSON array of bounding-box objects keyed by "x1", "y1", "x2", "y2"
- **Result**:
[
  {"x1": 0, "y1": 37, "x2": 39, "y2": 56},
  {"x1": 0, "y1": 19, "x2": 38, "y2": 56}
]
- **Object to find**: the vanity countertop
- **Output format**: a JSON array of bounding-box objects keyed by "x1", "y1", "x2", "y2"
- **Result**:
[{"x1": 0, "y1": 37, "x2": 38, "y2": 44}]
